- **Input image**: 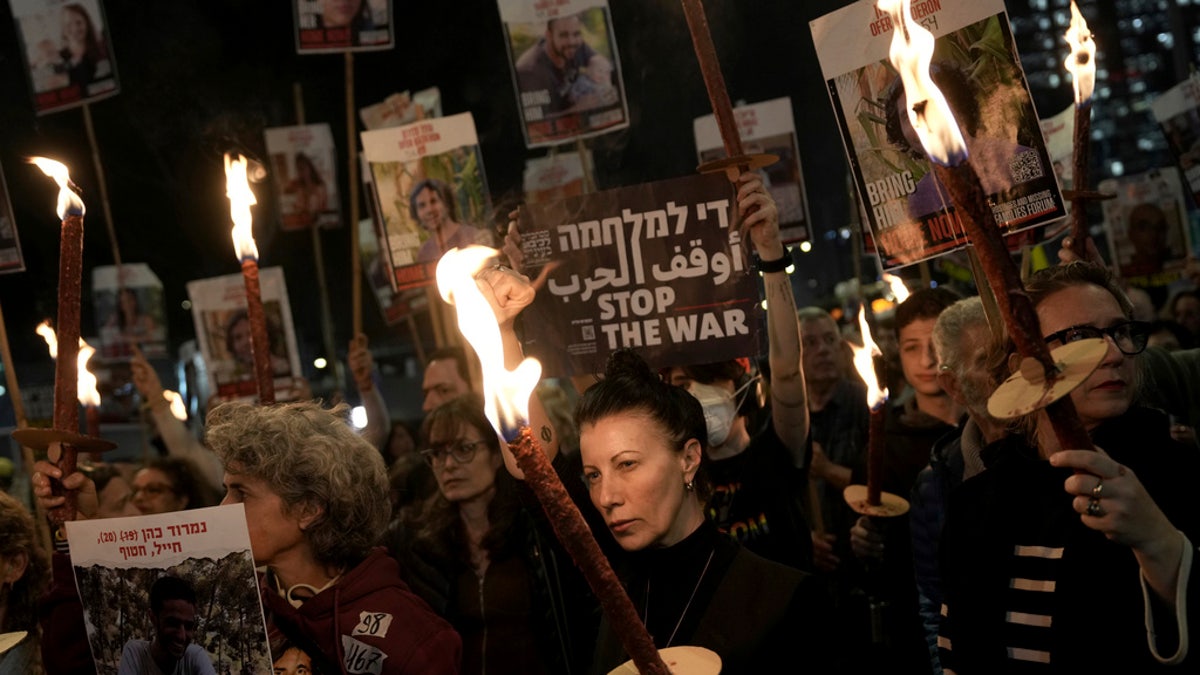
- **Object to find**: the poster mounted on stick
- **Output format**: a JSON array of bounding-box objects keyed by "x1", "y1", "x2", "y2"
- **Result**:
[
  {"x1": 10, "y1": 0, "x2": 120, "y2": 114},
  {"x1": 499, "y1": 0, "x2": 630, "y2": 148},
  {"x1": 523, "y1": 151, "x2": 587, "y2": 204},
  {"x1": 362, "y1": 112, "x2": 495, "y2": 290},
  {"x1": 91, "y1": 263, "x2": 167, "y2": 360},
  {"x1": 359, "y1": 87, "x2": 442, "y2": 130},
  {"x1": 264, "y1": 123, "x2": 342, "y2": 230},
  {"x1": 1099, "y1": 168, "x2": 1194, "y2": 297},
  {"x1": 694, "y1": 97, "x2": 812, "y2": 244},
  {"x1": 64, "y1": 504, "x2": 271, "y2": 675},
  {"x1": 1151, "y1": 75, "x2": 1200, "y2": 210},
  {"x1": 186, "y1": 268, "x2": 303, "y2": 403},
  {"x1": 516, "y1": 173, "x2": 760, "y2": 377},
  {"x1": 294, "y1": 0, "x2": 393, "y2": 53},
  {"x1": 810, "y1": 0, "x2": 1065, "y2": 270},
  {"x1": 0, "y1": 163, "x2": 26, "y2": 275}
]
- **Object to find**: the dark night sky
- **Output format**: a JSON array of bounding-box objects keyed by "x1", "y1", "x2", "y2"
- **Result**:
[{"x1": 0, "y1": 0, "x2": 859, "y2": 395}]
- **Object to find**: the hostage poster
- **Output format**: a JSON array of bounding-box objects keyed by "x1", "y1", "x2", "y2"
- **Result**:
[
  {"x1": 1151, "y1": 75, "x2": 1200, "y2": 209},
  {"x1": 65, "y1": 505, "x2": 272, "y2": 675},
  {"x1": 10, "y1": 0, "x2": 120, "y2": 115},
  {"x1": 293, "y1": 0, "x2": 393, "y2": 53},
  {"x1": 517, "y1": 173, "x2": 760, "y2": 377},
  {"x1": 185, "y1": 268, "x2": 303, "y2": 403},
  {"x1": 694, "y1": 97, "x2": 812, "y2": 244},
  {"x1": 0, "y1": 162, "x2": 26, "y2": 275},
  {"x1": 499, "y1": 0, "x2": 630, "y2": 148},
  {"x1": 91, "y1": 263, "x2": 168, "y2": 360},
  {"x1": 362, "y1": 112, "x2": 496, "y2": 290},
  {"x1": 1099, "y1": 168, "x2": 1194, "y2": 302},
  {"x1": 810, "y1": 0, "x2": 1065, "y2": 270},
  {"x1": 264, "y1": 123, "x2": 341, "y2": 230},
  {"x1": 523, "y1": 151, "x2": 588, "y2": 203}
]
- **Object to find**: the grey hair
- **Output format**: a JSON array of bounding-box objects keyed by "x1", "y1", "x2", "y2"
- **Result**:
[
  {"x1": 205, "y1": 400, "x2": 389, "y2": 568},
  {"x1": 932, "y1": 297, "x2": 987, "y2": 373}
]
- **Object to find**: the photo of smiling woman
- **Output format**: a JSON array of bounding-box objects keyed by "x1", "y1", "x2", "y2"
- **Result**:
[{"x1": 575, "y1": 349, "x2": 832, "y2": 674}]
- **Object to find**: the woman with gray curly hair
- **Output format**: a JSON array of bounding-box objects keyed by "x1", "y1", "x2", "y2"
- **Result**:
[{"x1": 205, "y1": 400, "x2": 461, "y2": 675}]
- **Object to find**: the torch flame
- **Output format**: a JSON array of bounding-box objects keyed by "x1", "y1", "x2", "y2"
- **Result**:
[
  {"x1": 878, "y1": 0, "x2": 967, "y2": 166},
  {"x1": 882, "y1": 272, "x2": 910, "y2": 303},
  {"x1": 37, "y1": 320, "x2": 99, "y2": 406},
  {"x1": 435, "y1": 246, "x2": 542, "y2": 438},
  {"x1": 1063, "y1": 0, "x2": 1095, "y2": 106},
  {"x1": 163, "y1": 390, "x2": 188, "y2": 421},
  {"x1": 224, "y1": 153, "x2": 259, "y2": 262},
  {"x1": 29, "y1": 157, "x2": 85, "y2": 219},
  {"x1": 851, "y1": 307, "x2": 888, "y2": 409}
]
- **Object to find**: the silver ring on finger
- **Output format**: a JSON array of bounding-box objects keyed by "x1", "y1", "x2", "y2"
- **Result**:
[
  {"x1": 1086, "y1": 497, "x2": 1105, "y2": 517},
  {"x1": 1091, "y1": 480, "x2": 1104, "y2": 499}
]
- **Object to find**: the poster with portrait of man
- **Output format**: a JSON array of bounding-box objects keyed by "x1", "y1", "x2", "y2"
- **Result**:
[
  {"x1": 293, "y1": 0, "x2": 393, "y2": 53},
  {"x1": 65, "y1": 505, "x2": 271, "y2": 675},
  {"x1": 10, "y1": 0, "x2": 119, "y2": 115},
  {"x1": 186, "y1": 268, "x2": 303, "y2": 403},
  {"x1": 1099, "y1": 168, "x2": 1193, "y2": 296},
  {"x1": 362, "y1": 112, "x2": 496, "y2": 290},
  {"x1": 0, "y1": 163, "x2": 26, "y2": 275},
  {"x1": 1151, "y1": 75, "x2": 1200, "y2": 210},
  {"x1": 499, "y1": 0, "x2": 630, "y2": 148},
  {"x1": 811, "y1": 0, "x2": 1065, "y2": 270},
  {"x1": 92, "y1": 263, "x2": 168, "y2": 360},
  {"x1": 695, "y1": 97, "x2": 812, "y2": 244},
  {"x1": 264, "y1": 124, "x2": 341, "y2": 231}
]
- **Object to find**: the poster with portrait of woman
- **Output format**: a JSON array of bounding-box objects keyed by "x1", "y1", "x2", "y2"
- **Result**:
[
  {"x1": 265, "y1": 124, "x2": 341, "y2": 231},
  {"x1": 11, "y1": 0, "x2": 119, "y2": 115},
  {"x1": 811, "y1": 0, "x2": 1064, "y2": 270},
  {"x1": 499, "y1": 0, "x2": 630, "y2": 148},
  {"x1": 186, "y1": 268, "x2": 303, "y2": 403},
  {"x1": 293, "y1": 0, "x2": 393, "y2": 53},
  {"x1": 362, "y1": 112, "x2": 496, "y2": 291},
  {"x1": 92, "y1": 263, "x2": 168, "y2": 360}
]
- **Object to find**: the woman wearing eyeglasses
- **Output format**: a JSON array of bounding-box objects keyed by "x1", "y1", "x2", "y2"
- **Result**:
[
  {"x1": 938, "y1": 262, "x2": 1200, "y2": 672},
  {"x1": 389, "y1": 393, "x2": 598, "y2": 675},
  {"x1": 130, "y1": 457, "x2": 211, "y2": 515}
]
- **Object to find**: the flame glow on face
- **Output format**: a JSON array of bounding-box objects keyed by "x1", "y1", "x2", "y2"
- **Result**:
[
  {"x1": 852, "y1": 307, "x2": 889, "y2": 409},
  {"x1": 29, "y1": 157, "x2": 85, "y2": 219},
  {"x1": 224, "y1": 153, "x2": 259, "y2": 261},
  {"x1": 878, "y1": 0, "x2": 967, "y2": 166},
  {"x1": 1063, "y1": 0, "x2": 1095, "y2": 105},
  {"x1": 435, "y1": 246, "x2": 542, "y2": 437},
  {"x1": 882, "y1": 272, "x2": 910, "y2": 303},
  {"x1": 36, "y1": 320, "x2": 99, "y2": 406}
]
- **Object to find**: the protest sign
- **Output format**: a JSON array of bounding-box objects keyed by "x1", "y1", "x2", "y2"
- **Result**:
[
  {"x1": 186, "y1": 268, "x2": 303, "y2": 403},
  {"x1": 1099, "y1": 168, "x2": 1194, "y2": 299},
  {"x1": 92, "y1": 263, "x2": 168, "y2": 360},
  {"x1": 294, "y1": 0, "x2": 393, "y2": 53},
  {"x1": 518, "y1": 173, "x2": 760, "y2": 377},
  {"x1": 359, "y1": 87, "x2": 442, "y2": 130},
  {"x1": 498, "y1": 0, "x2": 630, "y2": 147},
  {"x1": 10, "y1": 0, "x2": 119, "y2": 114},
  {"x1": 695, "y1": 97, "x2": 812, "y2": 244},
  {"x1": 1151, "y1": 75, "x2": 1200, "y2": 209},
  {"x1": 264, "y1": 123, "x2": 341, "y2": 230},
  {"x1": 65, "y1": 505, "x2": 271, "y2": 675},
  {"x1": 811, "y1": 0, "x2": 1064, "y2": 269},
  {"x1": 362, "y1": 112, "x2": 495, "y2": 290},
  {"x1": 523, "y1": 151, "x2": 587, "y2": 204},
  {"x1": 359, "y1": 218, "x2": 427, "y2": 325},
  {"x1": 0, "y1": 163, "x2": 25, "y2": 275}
]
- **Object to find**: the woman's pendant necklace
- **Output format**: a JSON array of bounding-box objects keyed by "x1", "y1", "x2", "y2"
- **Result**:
[{"x1": 642, "y1": 549, "x2": 716, "y2": 648}]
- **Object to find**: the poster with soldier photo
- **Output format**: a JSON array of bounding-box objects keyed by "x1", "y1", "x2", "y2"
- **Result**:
[
  {"x1": 264, "y1": 123, "x2": 341, "y2": 230},
  {"x1": 811, "y1": 0, "x2": 1065, "y2": 270},
  {"x1": 186, "y1": 268, "x2": 303, "y2": 403},
  {"x1": 0, "y1": 163, "x2": 26, "y2": 275},
  {"x1": 362, "y1": 112, "x2": 495, "y2": 290},
  {"x1": 694, "y1": 97, "x2": 812, "y2": 244},
  {"x1": 499, "y1": 0, "x2": 630, "y2": 148},
  {"x1": 92, "y1": 263, "x2": 168, "y2": 360},
  {"x1": 10, "y1": 0, "x2": 119, "y2": 114},
  {"x1": 1099, "y1": 168, "x2": 1194, "y2": 299},
  {"x1": 516, "y1": 173, "x2": 760, "y2": 377},
  {"x1": 65, "y1": 505, "x2": 272, "y2": 675},
  {"x1": 293, "y1": 0, "x2": 393, "y2": 53}
]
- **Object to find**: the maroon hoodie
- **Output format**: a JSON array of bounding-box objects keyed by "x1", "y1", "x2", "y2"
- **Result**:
[{"x1": 262, "y1": 547, "x2": 461, "y2": 675}]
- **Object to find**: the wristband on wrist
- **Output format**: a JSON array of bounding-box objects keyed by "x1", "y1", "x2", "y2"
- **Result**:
[{"x1": 757, "y1": 251, "x2": 792, "y2": 274}]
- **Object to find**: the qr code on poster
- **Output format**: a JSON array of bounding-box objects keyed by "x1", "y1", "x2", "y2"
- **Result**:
[{"x1": 1009, "y1": 149, "x2": 1044, "y2": 183}]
